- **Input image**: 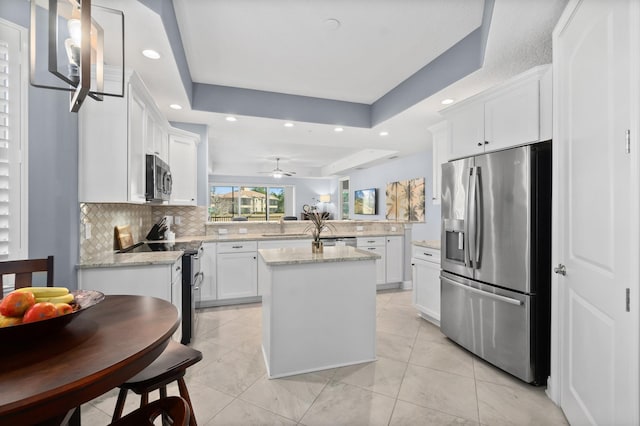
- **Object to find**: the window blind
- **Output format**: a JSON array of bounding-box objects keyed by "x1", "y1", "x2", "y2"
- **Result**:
[
  {"x1": 0, "y1": 40, "x2": 11, "y2": 258},
  {"x1": 0, "y1": 20, "x2": 26, "y2": 263}
]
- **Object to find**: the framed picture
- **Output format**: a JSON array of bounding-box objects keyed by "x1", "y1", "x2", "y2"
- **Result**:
[
  {"x1": 384, "y1": 177, "x2": 425, "y2": 222},
  {"x1": 354, "y1": 188, "x2": 377, "y2": 215}
]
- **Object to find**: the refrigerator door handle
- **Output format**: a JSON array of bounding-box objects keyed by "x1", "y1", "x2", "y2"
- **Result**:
[
  {"x1": 468, "y1": 166, "x2": 477, "y2": 268},
  {"x1": 441, "y1": 275, "x2": 524, "y2": 306},
  {"x1": 474, "y1": 166, "x2": 482, "y2": 265},
  {"x1": 464, "y1": 167, "x2": 473, "y2": 267}
]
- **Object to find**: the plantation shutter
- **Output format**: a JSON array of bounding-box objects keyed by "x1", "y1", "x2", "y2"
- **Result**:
[{"x1": 0, "y1": 20, "x2": 26, "y2": 261}]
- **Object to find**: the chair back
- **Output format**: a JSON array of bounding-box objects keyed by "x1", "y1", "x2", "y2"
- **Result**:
[
  {"x1": 110, "y1": 396, "x2": 190, "y2": 426},
  {"x1": 0, "y1": 256, "x2": 54, "y2": 297}
]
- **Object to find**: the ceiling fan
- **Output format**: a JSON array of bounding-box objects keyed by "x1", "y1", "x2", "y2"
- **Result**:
[{"x1": 259, "y1": 158, "x2": 296, "y2": 179}]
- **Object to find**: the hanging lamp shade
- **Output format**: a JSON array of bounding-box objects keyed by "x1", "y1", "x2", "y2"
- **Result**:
[{"x1": 29, "y1": 0, "x2": 124, "y2": 112}]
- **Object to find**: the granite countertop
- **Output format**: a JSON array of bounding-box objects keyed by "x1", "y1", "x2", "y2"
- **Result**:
[
  {"x1": 78, "y1": 231, "x2": 398, "y2": 269},
  {"x1": 77, "y1": 251, "x2": 183, "y2": 269},
  {"x1": 412, "y1": 240, "x2": 441, "y2": 250},
  {"x1": 203, "y1": 231, "x2": 394, "y2": 242},
  {"x1": 258, "y1": 246, "x2": 381, "y2": 266}
]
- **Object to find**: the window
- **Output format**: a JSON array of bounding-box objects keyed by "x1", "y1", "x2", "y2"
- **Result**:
[
  {"x1": 209, "y1": 185, "x2": 289, "y2": 221},
  {"x1": 0, "y1": 19, "x2": 27, "y2": 261}
]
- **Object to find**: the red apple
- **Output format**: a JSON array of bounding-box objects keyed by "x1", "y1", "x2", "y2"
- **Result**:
[
  {"x1": 54, "y1": 303, "x2": 73, "y2": 316},
  {"x1": 23, "y1": 302, "x2": 58, "y2": 323},
  {"x1": 0, "y1": 291, "x2": 36, "y2": 317}
]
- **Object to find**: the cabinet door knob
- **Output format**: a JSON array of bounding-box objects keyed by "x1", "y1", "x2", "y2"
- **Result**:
[
  {"x1": 477, "y1": 142, "x2": 483, "y2": 147},
  {"x1": 484, "y1": 141, "x2": 489, "y2": 145}
]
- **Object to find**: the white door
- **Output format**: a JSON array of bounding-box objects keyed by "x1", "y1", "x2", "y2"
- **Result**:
[{"x1": 554, "y1": 0, "x2": 639, "y2": 424}]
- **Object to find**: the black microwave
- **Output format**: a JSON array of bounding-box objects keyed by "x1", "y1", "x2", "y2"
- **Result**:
[{"x1": 145, "y1": 154, "x2": 172, "y2": 202}]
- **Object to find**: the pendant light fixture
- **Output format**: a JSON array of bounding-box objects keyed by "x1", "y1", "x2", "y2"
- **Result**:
[{"x1": 29, "y1": 0, "x2": 125, "y2": 112}]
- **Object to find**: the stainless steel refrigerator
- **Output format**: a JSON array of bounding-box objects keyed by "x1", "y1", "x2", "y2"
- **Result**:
[{"x1": 440, "y1": 142, "x2": 551, "y2": 384}]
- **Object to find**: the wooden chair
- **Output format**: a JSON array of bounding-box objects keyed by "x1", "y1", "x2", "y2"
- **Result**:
[
  {"x1": 112, "y1": 340, "x2": 203, "y2": 426},
  {"x1": 0, "y1": 255, "x2": 54, "y2": 297},
  {"x1": 109, "y1": 396, "x2": 190, "y2": 426}
]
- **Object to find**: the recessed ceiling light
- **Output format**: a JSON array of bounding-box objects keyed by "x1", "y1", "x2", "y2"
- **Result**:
[
  {"x1": 284, "y1": 122, "x2": 294, "y2": 128},
  {"x1": 334, "y1": 127, "x2": 344, "y2": 132},
  {"x1": 441, "y1": 98, "x2": 454, "y2": 105},
  {"x1": 169, "y1": 104, "x2": 182, "y2": 110},
  {"x1": 226, "y1": 116, "x2": 237, "y2": 122},
  {"x1": 142, "y1": 49, "x2": 161, "y2": 59},
  {"x1": 379, "y1": 131, "x2": 389, "y2": 136}
]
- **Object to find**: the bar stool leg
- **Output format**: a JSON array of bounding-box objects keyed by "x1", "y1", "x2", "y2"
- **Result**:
[
  {"x1": 159, "y1": 386, "x2": 169, "y2": 426},
  {"x1": 177, "y1": 377, "x2": 197, "y2": 426},
  {"x1": 112, "y1": 388, "x2": 129, "y2": 421},
  {"x1": 140, "y1": 392, "x2": 149, "y2": 407}
]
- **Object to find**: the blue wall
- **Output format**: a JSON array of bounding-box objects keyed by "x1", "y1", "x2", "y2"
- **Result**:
[
  {"x1": 345, "y1": 150, "x2": 440, "y2": 242},
  {"x1": 2, "y1": 1, "x2": 80, "y2": 288}
]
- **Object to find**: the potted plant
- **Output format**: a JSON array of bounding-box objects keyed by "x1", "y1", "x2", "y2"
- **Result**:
[{"x1": 304, "y1": 210, "x2": 335, "y2": 253}]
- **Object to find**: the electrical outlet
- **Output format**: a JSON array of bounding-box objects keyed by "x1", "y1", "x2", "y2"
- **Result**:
[
  {"x1": 391, "y1": 226, "x2": 397, "y2": 232},
  {"x1": 218, "y1": 228, "x2": 228, "y2": 234},
  {"x1": 84, "y1": 223, "x2": 91, "y2": 239},
  {"x1": 174, "y1": 216, "x2": 182, "y2": 225},
  {"x1": 356, "y1": 226, "x2": 364, "y2": 231},
  {"x1": 239, "y1": 228, "x2": 248, "y2": 234}
]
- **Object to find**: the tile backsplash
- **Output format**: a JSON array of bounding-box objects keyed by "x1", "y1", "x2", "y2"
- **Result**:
[{"x1": 80, "y1": 203, "x2": 207, "y2": 261}]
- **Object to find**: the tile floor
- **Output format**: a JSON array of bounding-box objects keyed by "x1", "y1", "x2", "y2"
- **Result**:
[{"x1": 82, "y1": 289, "x2": 568, "y2": 425}]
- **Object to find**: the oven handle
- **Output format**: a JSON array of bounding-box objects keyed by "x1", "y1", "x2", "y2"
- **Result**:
[
  {"x1": 441, "y1": 275, "x2": 523, "y2": 306},
  {"x1": 193, "y1": 272, "x2": 204, "y2": 290}
]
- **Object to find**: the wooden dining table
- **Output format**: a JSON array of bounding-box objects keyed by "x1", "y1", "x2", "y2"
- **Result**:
[{"x1": 0, "y1": 294, "x2": 180, "y2": 425}]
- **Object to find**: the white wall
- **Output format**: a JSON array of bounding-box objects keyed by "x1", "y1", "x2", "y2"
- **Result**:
[{"x1": 343, "y1": 149, "x2": 440, "y2": 242}]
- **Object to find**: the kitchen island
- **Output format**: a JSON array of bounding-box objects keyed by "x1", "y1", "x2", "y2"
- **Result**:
[{"x1": 259, "y1": 245, "x2": 380, "y2": 378}]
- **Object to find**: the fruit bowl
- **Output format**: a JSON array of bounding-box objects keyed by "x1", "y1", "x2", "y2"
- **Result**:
[{"x1": 0, "y1": 289, "x2": 105, "y2": 341}]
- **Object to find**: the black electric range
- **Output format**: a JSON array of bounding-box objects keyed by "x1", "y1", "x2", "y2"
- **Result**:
[{"x1": 117, "y1": 240, "x2": 203, "y2": 344}]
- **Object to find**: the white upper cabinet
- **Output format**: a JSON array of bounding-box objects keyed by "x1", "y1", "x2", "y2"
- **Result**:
[
  {"x1": 427, "y1": 121, "x2": 451, "y2": 204},
  {"x1": 441, "y1": 64, "x2": 552, "y2": 161},
  {"x1": 447, "y1": 101, "x2": 485, "y2": 160},
  {"x1": 168, "y1": 127, "x2": 199, "y2": 206},
  {"x1": 79, "y1": 70, "x2": 171, "y2": 203},
  {"x1": 127, "y1": 82, "x2": 147, "y2": 203}
]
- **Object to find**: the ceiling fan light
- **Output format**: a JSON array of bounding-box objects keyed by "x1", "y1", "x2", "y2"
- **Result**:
[{"x1": 272, "y1": 172, "x2": 283, "y2": 179}]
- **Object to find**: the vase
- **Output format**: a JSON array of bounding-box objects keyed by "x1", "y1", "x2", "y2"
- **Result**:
[{"x1": 311, "y1": 240, "x2": 323, "y2": 253}]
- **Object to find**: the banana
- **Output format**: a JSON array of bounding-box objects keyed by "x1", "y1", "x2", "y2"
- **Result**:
[
  {"x1": 14, "y1": 287, "x2": 69, "y2": 298},
  {"x1": 0, "y1": 315, "x2": 22, "y2": 327},
  {"x1": 35, "y1": 293, "x2": 74, "y2": 304}
]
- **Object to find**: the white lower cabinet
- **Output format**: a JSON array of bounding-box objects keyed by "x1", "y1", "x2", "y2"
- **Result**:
[
  {"x1": 199, "y1": 242, "x2": 217, "y2": 307},
  {"x1": 357, "y1": 237, "x2": 386, "y2": 285},
  {"x1": 77, "y1": 260, "x2": 182, "y2": 340},
  {"x1": 385, "y1": 236, "x2": 404, "y2": 283},
  {"x1": 217, "y1": 241, "x2": 258, "y2": 300},
  {"x1": 412, "y1": 245, "x2": 441, "y2": 326}
]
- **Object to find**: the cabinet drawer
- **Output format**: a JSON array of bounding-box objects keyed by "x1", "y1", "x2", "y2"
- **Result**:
[
  {"x1": 357, "y1": 236, "x2": 385, "y2": 247},
  {"x1": 218, "y1": 241, "x2": 258, "y2": 253},
  {"x1": 412, "y1": 246, "x2": 440, "y2": 264}
]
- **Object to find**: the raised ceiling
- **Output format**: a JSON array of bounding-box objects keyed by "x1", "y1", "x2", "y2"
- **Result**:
[{"x1": 97, "y1": 0, "x2": 568, "y2": 178}]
